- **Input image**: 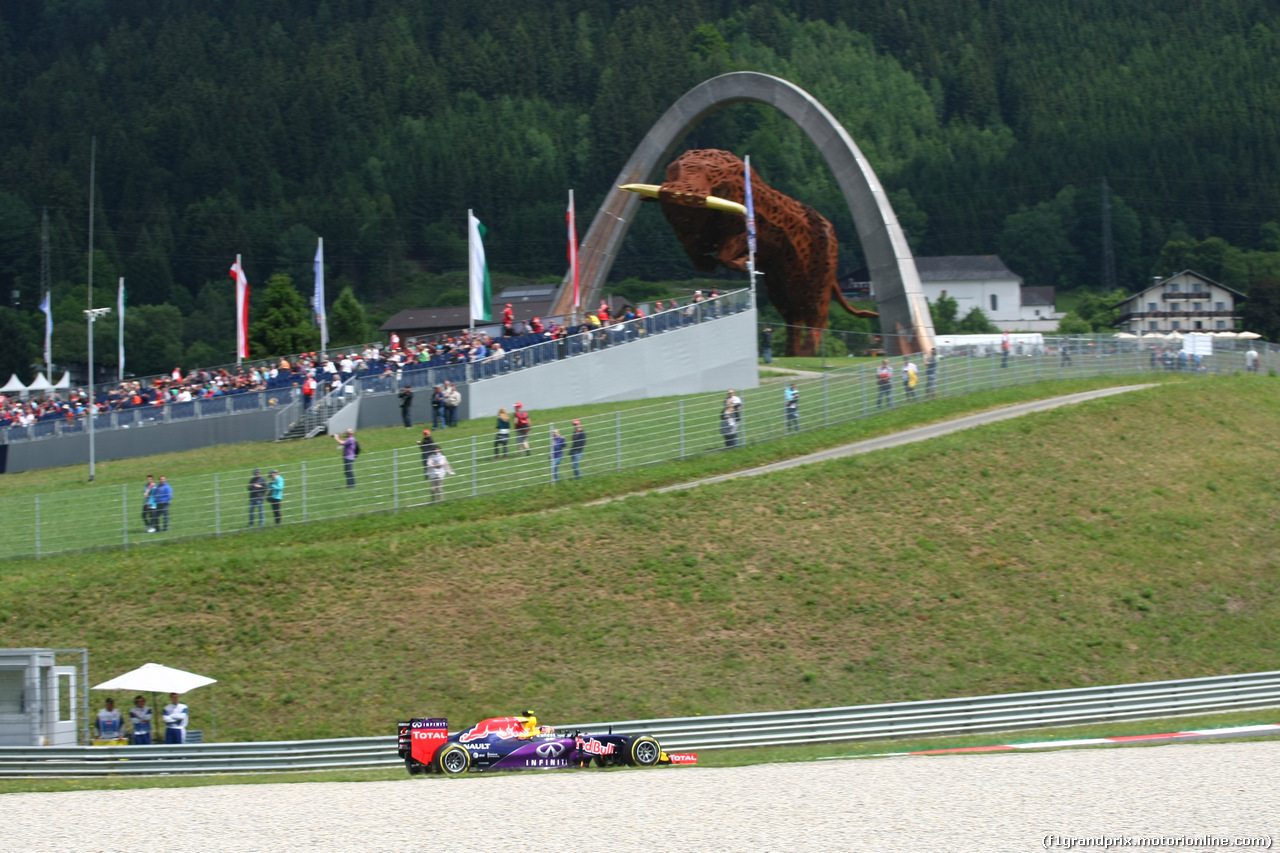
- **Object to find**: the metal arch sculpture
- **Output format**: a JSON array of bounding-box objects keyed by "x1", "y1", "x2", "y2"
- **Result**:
[{"x1": 551, "y1": 71, "x2": 935, "y2": 354}]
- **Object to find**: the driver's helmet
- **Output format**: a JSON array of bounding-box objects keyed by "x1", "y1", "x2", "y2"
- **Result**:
[{"x1": 538, "y1": 725, "x2": 555, "y2": 736}]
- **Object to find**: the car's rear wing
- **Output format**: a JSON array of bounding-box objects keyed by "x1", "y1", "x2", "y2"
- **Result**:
[{"x1": 398, "y1": 717, "x2": 449, "y2": 767}]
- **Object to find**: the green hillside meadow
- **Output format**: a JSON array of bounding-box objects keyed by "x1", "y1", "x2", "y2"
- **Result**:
[{"x1": 1, "y1": 376, "x2": 1278, "y2": 742}]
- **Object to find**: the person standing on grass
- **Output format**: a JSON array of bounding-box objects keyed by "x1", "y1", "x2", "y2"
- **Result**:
[
  {"x1": 444, "y1": 381, "x2": 461, "y2": 427},
  {"x1": 129, "y1": 695, "x2": 152, "y2": 745},
  {"x1": 719, "y1": 402, "x2": 739, "y2": 448},
  {"x1": 417, "y1": 429, "x2": 434, "y2": 479},
  {"x1": 247, "y1": 468, "x2": 266, "y2": 526},
  {"x1": 570, "y1": 420, "x2": 587, "y2": 479},
  {"x1": 902, "y1": 357, "x2": 918, "y2": 402},
  {"x1": 431, "y1": 385, "x2": 446, "y2": 428},
  {"x1": 1001, "y1": 331, "x2": 1011, "y2": 368},
  {"x1": 494, "y1": 407, "x2": 511, "y2": 459},
  {"x1": 876, "y1": 359, "x2": 893, "y2": 409},
  {"x1": 925, "y1": 349, "x2": 939, "y2": 399},
  {"x1": 514, "y1": 403, "x2": 532, "y2": 456},
  {"x1": 551, "y1": 428, "x2": 566, "y2": 481},
  {"x1": 267, "y1": 470, "x2": 284, "y2": 524},
  {"x1": 153, "y1": 476, "x2": 173, "y2": 532},
  {"x1": 163, "y1": 693, "x2": 188, "y2": 744},
  {"x1": 398, "y1": 384, "x2": 414, "y2": 428},
  {"x1": 426, "y1": 442, "x2": 454, "y2": 503},
  {"x1": 784, "y1": 384, "x2": 800, "y2": 433},
  {"x1": 95, "y1": 697, "x2": 124, "y2": 740},
  {"x1": 760, "y1": 327, "x2": 773, "y2": 364},
  {"x1": 142, "y1": 474, "x2": 158, "y2": 533},
  {"x1": 335, "y1": 428, "x2": 358, "y2": 487}
]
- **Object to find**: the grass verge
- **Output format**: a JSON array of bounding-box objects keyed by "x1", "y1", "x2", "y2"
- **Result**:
[{"x1": 1, "y1": 374, "x2": 1276, "y2": 748}]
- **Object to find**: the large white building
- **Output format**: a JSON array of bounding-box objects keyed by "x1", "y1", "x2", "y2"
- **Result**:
[
  {"x1": 913, "y1": 256, "x2": 1063, "y2": 332},
  {"x1": 1110, "y1": 270, "x2": 1244, "y2": 335}
]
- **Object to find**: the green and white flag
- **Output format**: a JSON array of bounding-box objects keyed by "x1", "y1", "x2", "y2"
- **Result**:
[{"x1": 468, "y1": 209, "x2": 491, "y2": 324}]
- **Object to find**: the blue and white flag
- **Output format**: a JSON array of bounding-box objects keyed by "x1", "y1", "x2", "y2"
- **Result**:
[
  {"x1": 39, "y1": 291, "x2": 52, "y2": 377},
  {"x1": 314, "y1": 237, "x2": 328, "y2": 350},
  {"x1": 744, "y1": 154, "x2": 758, "y2": 258},
  {"x1": 468, "y1": 210, "x2": 492, "y2": 324}
]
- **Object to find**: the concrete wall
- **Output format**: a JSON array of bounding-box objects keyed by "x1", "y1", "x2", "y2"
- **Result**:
[
  {"x1": 1, "y1": 408, "x2": 282, "y2": 474},
  {"x1": 463, "y1": 307, "x2": 759, "y2": 419}
]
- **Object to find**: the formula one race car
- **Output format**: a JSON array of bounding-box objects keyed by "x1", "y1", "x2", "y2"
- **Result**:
[{"x1": 395, "y1": 712, "x2": 696, "y2": 776}]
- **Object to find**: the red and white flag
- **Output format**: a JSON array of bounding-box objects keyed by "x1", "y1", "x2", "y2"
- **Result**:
[
  {"x1": 567, "y1": 189, "x2": 579, "y2": 309},
  {"x1": 230, "y1": 255, "x2": 250, "y2": 360}
]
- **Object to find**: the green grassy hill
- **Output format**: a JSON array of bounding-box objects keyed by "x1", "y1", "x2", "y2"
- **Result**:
[{"x1": 2, "y1": 376, "x2": 1277, "y2": 741}]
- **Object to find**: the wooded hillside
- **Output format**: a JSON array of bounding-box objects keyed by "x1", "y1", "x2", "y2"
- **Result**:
[{"x1": 1, "y1": 0, "x2": 1278, "y2": 375}]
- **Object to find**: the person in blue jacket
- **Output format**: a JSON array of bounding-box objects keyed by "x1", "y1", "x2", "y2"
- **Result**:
[{"x1": 152, "y1": 476, "x2": 173, "y2": 532}]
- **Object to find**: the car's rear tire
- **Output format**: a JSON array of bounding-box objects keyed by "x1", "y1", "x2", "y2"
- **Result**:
[
  {"x1": 435, "y1": 743, "x2": 471, "y2": 776},
  {"x1": 627, "y1": 736, "x2": 661, "y2": 767},
  {"x1": 405, "y1": 758, "x2": 425, "y2": 776}
]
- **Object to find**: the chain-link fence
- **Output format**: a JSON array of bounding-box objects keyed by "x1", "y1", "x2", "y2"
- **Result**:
[{"x1": 1, "y1": 332, "x2": 1271, "y2": 561}]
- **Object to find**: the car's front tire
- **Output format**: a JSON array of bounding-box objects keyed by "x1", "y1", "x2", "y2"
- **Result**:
[
  {"x1": 435, "y1": 743, "x2": 471, "y2": 776},
  {"x1": 627, "y1": 736, "x2": 661, "y2": 767}
]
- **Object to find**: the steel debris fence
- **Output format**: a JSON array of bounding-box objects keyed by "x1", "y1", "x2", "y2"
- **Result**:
[{"x1": 1, "y1": 332, "x2": 1270, "y2": 560}]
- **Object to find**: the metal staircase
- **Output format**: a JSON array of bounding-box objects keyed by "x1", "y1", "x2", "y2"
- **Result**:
[{"x1": 276, "y1": 384, "x2": 359, "y2": 441}]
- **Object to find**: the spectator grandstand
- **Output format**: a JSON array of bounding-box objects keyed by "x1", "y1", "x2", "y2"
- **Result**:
[{"x1": 0, "y1": 290, "x2": 751, "y2": 446}]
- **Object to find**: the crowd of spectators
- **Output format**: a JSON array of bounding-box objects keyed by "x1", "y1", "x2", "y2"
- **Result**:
[{"x1": 0, "y1": 291, "x2": 742, "y2": 433}]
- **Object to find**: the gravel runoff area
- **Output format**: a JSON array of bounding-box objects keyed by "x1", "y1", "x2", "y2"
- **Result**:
[{"x1": 5, "y1": 741, "x2": 1277, "y2": 851}]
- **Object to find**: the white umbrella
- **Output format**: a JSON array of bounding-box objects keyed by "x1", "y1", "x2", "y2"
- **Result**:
[
  {"x1": 1113, "y1": 332, "x2": 1138, "y2": 340},
  {"x1": 1238, "y1": 331, "x2": 1262, "y2": 339},
  {"x1": 93, "y1": 663, "x2": 219, "y2": 741},
  {"x1": 93, "y1": 662, "x2": 216, "y2": 693},
  {"x1": 1166, "y1": 331, "x2": 1183, "y2": 341},
  {"x1": 1141, "y1": 332, "x2": 1163, "y2": 339},
  {"x1": 1213, "y1": 331, "x2": 1238, "y2": 338}
]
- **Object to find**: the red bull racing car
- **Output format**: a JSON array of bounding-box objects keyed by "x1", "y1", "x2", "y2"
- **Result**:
[{"x1": 396, "y1": 711, "x2": 696, "y2": 776}]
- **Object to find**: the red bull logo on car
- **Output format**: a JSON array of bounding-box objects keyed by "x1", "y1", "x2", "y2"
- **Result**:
[
  {"x1": 575, "y1": 736, "x2": 616, "y2": 756},
  {"x1": 460, "y1": 716, "x2": 525, "y2": 743}
]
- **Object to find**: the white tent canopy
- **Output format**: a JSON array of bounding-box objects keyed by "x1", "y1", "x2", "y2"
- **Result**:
[
  {"x1": 0, "y1": 374, "x2": 26, "y2": 393},
  {"x1": 54, "y1": 372, "x2": 71, "y2": 389},
  {"x1": 25, "y1": 372, "x2": 53, "y2": 392},
  {"x1": 92, "y1": 662, "x2": 217, "y2": 694},
  {"x1": 1238, "y1": 331, "x2": 1262, "y2": 339}
]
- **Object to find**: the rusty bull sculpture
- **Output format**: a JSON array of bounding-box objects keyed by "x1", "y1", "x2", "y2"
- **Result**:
[{"x1": 622, "y1": 149, "x2": 876, "y2": 357}]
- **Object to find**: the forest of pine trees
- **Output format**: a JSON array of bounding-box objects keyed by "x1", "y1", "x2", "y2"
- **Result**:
[{"x1": 1, "y1": 0, "x2": 1279, "y2": 378}]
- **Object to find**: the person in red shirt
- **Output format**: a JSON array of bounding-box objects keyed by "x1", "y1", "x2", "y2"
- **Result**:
[
  {"x1": 502, "y1": 303, "x2": 515, "y2": 337},
  {"x1": 514, "y1": 403, "x2": 532, "y2": 456}
]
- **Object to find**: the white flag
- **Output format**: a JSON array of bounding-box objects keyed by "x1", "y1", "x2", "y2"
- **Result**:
[
  {"x1": 117, "y1": 277, "x2": 126, "y2": 381},
  {"x1": 468, "y1": 210, "x2": 491, "y2": 323},
  {"x1": 314, "y1": 238, "x2": 328, "y2": 350}
]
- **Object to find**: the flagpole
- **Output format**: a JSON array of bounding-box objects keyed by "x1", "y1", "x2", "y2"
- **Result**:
[
  {"x1": 744, "y1": 155, "x2": 759, "y2": 308},
  {"x1": 87, "y1": 137, "x2": 95, "y2": 313},
  {"x1": 468, "y1": 210, "x2": 475, "y2": 335},
  {"x1": 568, "y1": 189, "x2": 580, "y2": 328},
  {"x1": 118, "y1": 277, "x2": 125, "y2": 383}
]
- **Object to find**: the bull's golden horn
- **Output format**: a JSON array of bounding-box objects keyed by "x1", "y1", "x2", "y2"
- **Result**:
[{"x1": 619, "y1": 184, "x2": 747, "y2": 217}]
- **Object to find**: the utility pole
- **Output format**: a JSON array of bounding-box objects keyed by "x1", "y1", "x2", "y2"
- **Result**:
[{"x1": 84, "y1": 307, "x2": 111, "y2": 482}]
